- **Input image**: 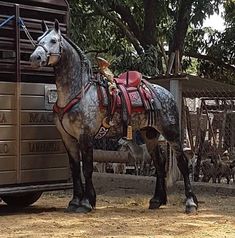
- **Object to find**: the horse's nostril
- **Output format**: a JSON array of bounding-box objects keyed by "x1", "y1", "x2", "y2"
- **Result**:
[{"x1": 37, "y1": 55, "x2": 41, "y2": 60}]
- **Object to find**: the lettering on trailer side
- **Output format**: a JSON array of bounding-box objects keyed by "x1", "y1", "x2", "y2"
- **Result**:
[
  {"x1": 28, "y1": 142, "x2": 60, "y2": 153},
  {"x1": 29, "y1": 112, "x2": 54, "y2": 124},
  {"x1": 0, "y1": 113, "x2": 7, "y2": 123},
  {"x1": 0, "y1": 144, "x2": 9, "y2": 154}
]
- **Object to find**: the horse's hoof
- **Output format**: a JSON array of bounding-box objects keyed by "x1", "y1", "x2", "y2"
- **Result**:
[
  {"x1": 65, "y1": 204, "x2": 79, "y2": 213},
  {"x1": 65, "y1": 198, "x2": 80, "y2": 213},
  {"x1": 74, "y1": 205, "x2": 92, "y2": 213},
  {"x1": 74, "y1": 199, "x2": 92, "y2": 213},
  {"x1": 185, "y1": 197, "x2": 198, "y2": 214},
  {"x1": 149, "y1": 199, "x2": 163, "y2": 209},
  {"x1": 185, "y1": 205, "x2": 197, "y2": 214}
]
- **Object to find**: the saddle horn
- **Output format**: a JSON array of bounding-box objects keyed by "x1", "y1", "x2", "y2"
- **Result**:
[{"x1": 96, "y1": 57, "x2": 114, "y2": 83}]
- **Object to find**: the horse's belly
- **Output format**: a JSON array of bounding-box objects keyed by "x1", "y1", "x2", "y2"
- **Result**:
[{"x1": 106, "y1": 111, "x2": 148, "y2": 137}]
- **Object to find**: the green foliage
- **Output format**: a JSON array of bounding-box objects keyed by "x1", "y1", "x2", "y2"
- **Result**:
[
  {"x1": 183, "y1": 1, "x2": 235, "y2": 84},
  {"x1": 69, "y1": 0, "x2": 234, "y2": 83}
]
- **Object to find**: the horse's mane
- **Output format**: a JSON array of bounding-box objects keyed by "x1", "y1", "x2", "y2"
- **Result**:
[
  {"x1": 62, "y1": 35, "x2": 93, "y2": 83},
  {"x1": 62, "y1": 35, "x2": 90, "y2": 67}
]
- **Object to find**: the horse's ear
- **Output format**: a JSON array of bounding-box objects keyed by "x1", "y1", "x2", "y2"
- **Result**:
[
  {"x1": 54, "y1": 19, "x2": 61, "y2": 34},
  {"x1": 41, "y1": 20, "x2": 48, "y2": 32}
]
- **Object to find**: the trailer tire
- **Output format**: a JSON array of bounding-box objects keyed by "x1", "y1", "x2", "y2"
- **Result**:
[{"x1": 1, "y1": 192, "x2": 43, "y2": 207}]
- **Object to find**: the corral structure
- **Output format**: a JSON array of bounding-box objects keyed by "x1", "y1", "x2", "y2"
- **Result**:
[{"x1": 150, "y1": 74, "x2": 235, "y2": 183}]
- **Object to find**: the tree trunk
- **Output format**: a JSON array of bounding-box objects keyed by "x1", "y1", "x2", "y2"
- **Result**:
[{"x1": 170, "y1": 0, "x2": 193, "y2": 61}]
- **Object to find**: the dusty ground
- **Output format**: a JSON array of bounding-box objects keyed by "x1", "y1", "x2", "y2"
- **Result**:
[{"x1": 0, "y1": 189, "x2": 234, "y2": 238}]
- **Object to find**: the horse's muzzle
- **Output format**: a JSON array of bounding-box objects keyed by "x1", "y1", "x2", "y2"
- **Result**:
[{"x1": 30, "y1": 50, "x2": 47, "y2": 68}]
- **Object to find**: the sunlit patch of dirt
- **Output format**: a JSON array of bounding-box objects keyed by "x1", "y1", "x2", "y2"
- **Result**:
[{"x1": 0, "y1": 190, "x2": 234, "y2": 238}]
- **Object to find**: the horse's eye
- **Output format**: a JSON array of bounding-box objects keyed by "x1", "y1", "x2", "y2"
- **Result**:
[{"x1": 51, "y1": 39, "x2": 57, "y2": 44}]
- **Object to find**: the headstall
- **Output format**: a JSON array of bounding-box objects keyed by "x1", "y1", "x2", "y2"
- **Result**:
[{"x1": 36, "y1": 31, "x2": 63, "y2": 66}]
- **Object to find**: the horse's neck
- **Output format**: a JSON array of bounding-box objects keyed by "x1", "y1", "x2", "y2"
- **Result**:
[{"x1": 54, "y1": 38, "x2": 90, "y2": 107}]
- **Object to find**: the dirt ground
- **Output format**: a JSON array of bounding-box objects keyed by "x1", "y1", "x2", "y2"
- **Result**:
[{"x1": 0, "y1": 189, "x2": 234, "y2": 238}]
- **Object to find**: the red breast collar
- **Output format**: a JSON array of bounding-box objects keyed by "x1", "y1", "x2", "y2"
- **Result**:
[{"x1": 53, "y1": 82, "x2": 92, "y2": 120}]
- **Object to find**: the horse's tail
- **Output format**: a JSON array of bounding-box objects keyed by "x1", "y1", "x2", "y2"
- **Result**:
[{"x1": 165, "y1": 149, "x2": 181, "y2": 187}]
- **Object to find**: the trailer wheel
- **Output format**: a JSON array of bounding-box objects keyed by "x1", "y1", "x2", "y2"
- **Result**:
[{"x1": 1, "y1": 192, "x2": 43, "y2": 207}]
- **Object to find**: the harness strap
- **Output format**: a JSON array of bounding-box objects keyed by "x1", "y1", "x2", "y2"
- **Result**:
[
  {"x1": 36, "y1": 43, "x2": 48, "y2": 53},
  {"x1": 117, "y1": 84, "x2": 132, "y2": 116},
  {"x1": 53, "y1": 82, "x2": 92, "y2": 120}
]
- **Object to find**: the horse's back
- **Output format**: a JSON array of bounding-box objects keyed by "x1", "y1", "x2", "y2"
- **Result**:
[{"x1": 149, "y1": 83, "x2": 179, "y2": 119}]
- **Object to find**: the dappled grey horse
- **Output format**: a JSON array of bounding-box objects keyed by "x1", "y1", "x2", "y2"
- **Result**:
[{"x1": 30, "y1": 20, "x2": 198, "y2": 213}]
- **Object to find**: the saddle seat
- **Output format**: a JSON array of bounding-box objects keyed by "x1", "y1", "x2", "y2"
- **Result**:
[{"x1": 115, "y1": 71, "x2": 142, "y2": 87}]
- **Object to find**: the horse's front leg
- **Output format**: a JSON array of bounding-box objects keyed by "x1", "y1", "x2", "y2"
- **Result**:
[
  {"x1": 62, "y1": 137, "x2": 84, "y2": 213},
  {"x1": 80, "y1": 134, "x2": 96, "y2": 212}
]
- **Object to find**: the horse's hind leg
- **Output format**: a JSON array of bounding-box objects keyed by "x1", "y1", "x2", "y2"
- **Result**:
[
  {"x1": 141, "y1": 129, "x2": 167, "y2": 209},
  {"x1": 149, "y1": 143, "x2": 167, "y2": 209},
  {"x1": 162, "y1": 125, "x2": 198, "y2": 213}
]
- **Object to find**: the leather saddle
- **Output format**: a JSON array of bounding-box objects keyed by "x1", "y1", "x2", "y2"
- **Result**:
[
  {"x1": 115, "y1": 71, "x2": 141, "y2": 87},
  {"x1": 97, "y1": 70, "x2": 154, "y2": 120}
]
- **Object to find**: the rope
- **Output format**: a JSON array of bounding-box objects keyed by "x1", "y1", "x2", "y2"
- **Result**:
[
  {"x1": 0, "y1": 15, "x2": 15, "y2": 28},
  {"x1": 18, "y1": 17, "x2": 36, "y2": 47},
  {"x1": 0, "y1": 15, "x2": 35, "y2": 48}
]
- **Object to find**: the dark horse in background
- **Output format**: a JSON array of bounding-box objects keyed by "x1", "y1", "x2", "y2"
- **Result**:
[{"x1": 30, "y1": 20, "x2": 198, "y2": 214}]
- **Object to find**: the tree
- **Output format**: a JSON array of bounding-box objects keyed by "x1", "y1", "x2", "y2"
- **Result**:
[
  {"x1": 184, "y1": 0, "x2": 235, "y2": 84},
  {"x1": 69, "y1": 0, "x2": 234, "y2": 84}
]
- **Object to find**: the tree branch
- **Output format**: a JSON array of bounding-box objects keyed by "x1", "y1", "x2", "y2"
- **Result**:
[
  {"x1": 86, "y1": 0, "x2": 144, "y2": 55},
  {"x1": 110, "y1": 3, "x2": 142, "y2": 40},
  {"x1": 184, "y1": 51, "x2": 235, "y2": 72}
]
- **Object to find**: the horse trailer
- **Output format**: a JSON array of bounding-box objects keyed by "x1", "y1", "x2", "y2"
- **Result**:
[{"x1": 0, "y1": 0, "x2": 71, "y2": 207}]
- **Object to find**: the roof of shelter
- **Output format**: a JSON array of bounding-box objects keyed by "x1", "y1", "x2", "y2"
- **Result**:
[{"x1": 149, "y1": 74, "x2": 235, "y2": 98}]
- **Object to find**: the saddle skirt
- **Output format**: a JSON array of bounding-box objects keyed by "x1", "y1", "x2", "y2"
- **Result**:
[{"x1": 97, "y1": 71, "x2": 153, "y2": 115}]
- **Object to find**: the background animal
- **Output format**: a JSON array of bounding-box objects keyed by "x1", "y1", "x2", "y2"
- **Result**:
[{"x1": 201, "y1": 155, "x2": 234, "y2": 184}]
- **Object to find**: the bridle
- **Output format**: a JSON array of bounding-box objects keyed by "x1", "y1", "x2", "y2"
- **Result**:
[{"x1": 36, "y1": 30, "x2": 63, "y2": 66}]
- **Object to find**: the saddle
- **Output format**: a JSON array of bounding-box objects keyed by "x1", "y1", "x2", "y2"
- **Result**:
[
  {"x1": 96, "y1": 70, "x2": 155, "y2": 139},
  {"x1": 114, "y1": 71, "x2": 153, "y2": 115}
]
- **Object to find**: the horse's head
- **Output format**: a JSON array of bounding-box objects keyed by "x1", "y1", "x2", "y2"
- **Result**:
[{"x1": 30, "y1": 19, "x2": 62, "y2": 68}]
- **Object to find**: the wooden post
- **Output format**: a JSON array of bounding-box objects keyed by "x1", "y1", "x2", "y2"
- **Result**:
[
  {"x1": 170, "y1": 79, "x2": 183, "y2": 134},
  {"x1": 184, "y1": 104, "x2": 194, "y2": 152},
  {"x1": 175, "y1": 50, "x2": 180, "y2": 74},
  {"x1": 166, "y1": 52, "x2": 175, "y2": 75},
  {"x1": 194, "y1": 129, "x2": 206, "y2": 182}
]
